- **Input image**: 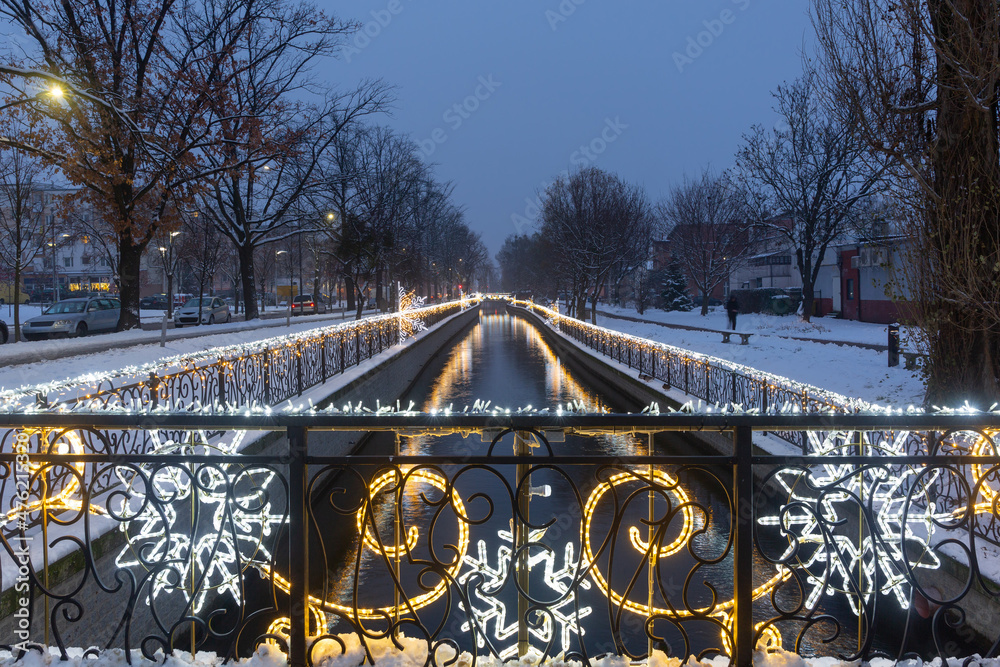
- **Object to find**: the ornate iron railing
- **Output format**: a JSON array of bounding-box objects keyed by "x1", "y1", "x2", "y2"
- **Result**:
[
  {"x1": 2, "y1": 413, "x2": 1000, "y2": 666},
  {"x1": 508, "y1": 301, "x2": 865, "y2": 450},
  {"x1": 0, "y1": 301, "x2": 467, "y2": 413}
]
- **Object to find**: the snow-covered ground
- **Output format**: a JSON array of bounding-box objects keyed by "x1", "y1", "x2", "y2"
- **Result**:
[
  {"x1": 1, "y1": 638, "x2": 996, "y2": 667},
  {"x1": 595, "y1": 305, "x2": 926, "y2": 408},
  {"x1": 0, "y1": 317, "x2": 361, "y2": 393}
]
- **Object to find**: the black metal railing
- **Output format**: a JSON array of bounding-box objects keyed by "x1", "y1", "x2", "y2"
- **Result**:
[
  {"x1": 2, "y1": 413, "x2": 1000, "y2": 666},
  {"x1": 0, "y1": 302, "x2": 466, "y2": 413},
  {"x1": 510, "y1": 301, "x2": 854, "y2": 447}
]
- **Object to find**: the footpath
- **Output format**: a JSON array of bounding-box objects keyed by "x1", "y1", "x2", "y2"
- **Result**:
[{"x1": 597, "y1": 309, "x2": 890, "y2": 352}]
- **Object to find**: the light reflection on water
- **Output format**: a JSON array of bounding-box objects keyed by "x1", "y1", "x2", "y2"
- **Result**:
[
  {"x1": 418, "y1": 312, "x2": 610, "y2": 414},
  {"x1": 330, "y1": 312, "x2": 885, "y2": 659}
]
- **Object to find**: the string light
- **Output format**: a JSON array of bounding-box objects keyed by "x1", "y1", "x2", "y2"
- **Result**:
[
  {"x1": 6, "y1": 293, "x2": 1000, "y2": 659},
  {"x1": 0, "y1": 300, "x2": 472, "y2": 412}
]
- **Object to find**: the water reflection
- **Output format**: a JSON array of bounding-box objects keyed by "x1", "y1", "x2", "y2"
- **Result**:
[
  {"x1": 417, "y1": 312, "x2": 610, "y2": 413},
  {"x1": 317, "y1": 311, "x2": 886, "y2": 660}
]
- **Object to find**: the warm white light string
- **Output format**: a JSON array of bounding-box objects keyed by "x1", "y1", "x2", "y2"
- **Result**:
[{"x1": 0, "y1": 300, "x2": 470, "y2": 413}]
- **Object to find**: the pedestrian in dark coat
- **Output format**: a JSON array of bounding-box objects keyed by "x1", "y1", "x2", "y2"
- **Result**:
[{"x1": 726, "y1": 295, "x2": 739, "y2": 331}]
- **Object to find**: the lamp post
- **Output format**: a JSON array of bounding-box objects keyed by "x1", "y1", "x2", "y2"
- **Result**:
[
  {"x1": 159, "y1": 231, "x2": 182, "y2": 319},
  {"x1": 47, "y1": 232, "x2": 70, "y2": 303},
  {"x1": 276, "y1": 250, "x2": 289, "y2": 325}
]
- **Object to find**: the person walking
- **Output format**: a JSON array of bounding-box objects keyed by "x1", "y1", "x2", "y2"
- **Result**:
[{"x1": 726, "y1": 294, "x2": 739, "y2": 331}]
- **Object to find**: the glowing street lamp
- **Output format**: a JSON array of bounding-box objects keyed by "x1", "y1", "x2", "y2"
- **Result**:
[
  {"x1": 158, "y1": 231, "x2": 182, "y2": 318},
  {"x1": 275, "y1": 250, "x2": 290, "y2": 326}
]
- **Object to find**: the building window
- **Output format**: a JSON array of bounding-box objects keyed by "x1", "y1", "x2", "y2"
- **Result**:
[
  {"x1": 846, "y1": 278, "x2": 855, "y2": 300},
  {"x1": 82, "y1": 255, "x2": 91, "y2": 265},
  {"x1": 64, "y1": 256, "x2": 74, "y2": 268},
  {"x1": 756, "y1": 277, "x2": 763, "y2": 288}
]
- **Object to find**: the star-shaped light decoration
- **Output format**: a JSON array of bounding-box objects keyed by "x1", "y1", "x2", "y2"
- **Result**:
[
  {"x1": 398, "y1": 285, "x2": 427, "y2": 341},
  {"x1": 114, "y1": 429, "x2": 284, "y2": 613},
  {"x1": 758, "y1": 429, "x2": 949, "y2": 615},
  {"x1": 458, "y1": 526, "x2": 591, "y2": 660}
]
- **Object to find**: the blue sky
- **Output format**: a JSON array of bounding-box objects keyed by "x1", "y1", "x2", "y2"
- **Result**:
[{"x1": 318, "y1": 0, "x2": 814, "y2": 258}]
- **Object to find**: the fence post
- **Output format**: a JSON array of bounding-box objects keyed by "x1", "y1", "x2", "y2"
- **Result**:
[
  {"x1": 287, "y1": 425, "x2": 310, "y2": 667},
  {"x1": 296, "y1": 340, "x2": 304, "y2": 396},
  {"x1": 733, "y1": 425, "x2": 754, "y2": 667},
  {"x1": 340, "y1": 332, "x2": 346, "y2": 373},
  {"x1": 147, "y1": 373, "x2": 160, "y2": 409},
  {"x1": 801, "y1": 391, "x2": 809, "y2": 454},
  {"x1": 263, "y1": 348, "x2": 271, "y2": 406},
  {"x1": 218, "y1": 360, "x2": 226, "y2": 407},
  {"x1": 321, "y1": 335, "x2": 327, "y2": 383},
  {"x1": 732, "y1": 372, "x2": 737, "y2": 406}
]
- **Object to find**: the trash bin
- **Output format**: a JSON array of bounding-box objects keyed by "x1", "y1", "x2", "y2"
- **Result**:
[{"x1": 888, "y1": 323, "x2": 899, "y2": 367}]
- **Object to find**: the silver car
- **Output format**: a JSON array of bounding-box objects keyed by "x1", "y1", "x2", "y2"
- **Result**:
[
  {"x1": 23, "y1": 297, "x2": 121, "y2": 339},
  {"x1": 174, "y1": 297, "x2": 231, "y2": 327}
]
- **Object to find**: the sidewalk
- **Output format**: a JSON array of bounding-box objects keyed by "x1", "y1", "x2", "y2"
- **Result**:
[{"x1": 597, "y1": 309, "x2": 890, "y2": 352}]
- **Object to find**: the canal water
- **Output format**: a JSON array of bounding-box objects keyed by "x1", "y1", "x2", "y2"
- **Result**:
[{"x1": 304, "y1": 309, "x2": 910, "y2": 661}]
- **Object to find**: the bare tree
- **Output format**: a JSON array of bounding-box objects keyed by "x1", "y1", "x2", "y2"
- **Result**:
[
  {"x1": 179, "y1": 212, "x2": 224, "y2": 322},
  {"x1": 0, "y1": 147, "x2": 46, "y2": 340},
  {"x1": 196, "y1": 4, "x2": 390, "y2": 321},
  {"x1": 735, "y1": 71, "x2": 888, "y2": 322},
  {"x1": 813, "y1": 0, "x2": 1000, "y2": 406},
  {"x1": 658, "y1": 169, "x2": 753, "y2": 315},
  {"x1": 319, "y1": 126, "x2": 424, "y2": 317},
  {"x1": 541, "y1": 168, "x2": 653, "y2": 323}
]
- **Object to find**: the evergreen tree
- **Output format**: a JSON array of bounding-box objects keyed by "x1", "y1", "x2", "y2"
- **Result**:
[{"x1": 659, "y1": 261, "x2": 694, "y2": 312}]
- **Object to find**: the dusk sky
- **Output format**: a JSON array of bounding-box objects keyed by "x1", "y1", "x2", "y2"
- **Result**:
[{"x1": 320, "y1": 0, "x2": 814, "y2": 259}]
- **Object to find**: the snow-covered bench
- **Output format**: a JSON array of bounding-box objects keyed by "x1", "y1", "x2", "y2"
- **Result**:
[{"x1": 716, "y1": 330, "x2": 753, "y2": 345}]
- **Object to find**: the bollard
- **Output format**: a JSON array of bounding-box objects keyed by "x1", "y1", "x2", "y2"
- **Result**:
[
  {"x1": 160, "y1": 313, "x2": 168, "y2": 347},
  {"x1": 888, "y1": 322, "x2": 900, "y2": 367}
]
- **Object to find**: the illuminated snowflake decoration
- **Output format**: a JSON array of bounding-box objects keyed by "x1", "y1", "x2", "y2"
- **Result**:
[
  {"x1": 758, "y1": 430, "x2": 949, "y2": 615},
  {"x1": 398, "y1": 286, "x2": 427, "y2": 341},
  {"x1": 458, "y1": 527, "x2": 591, "y2": 660},
  {"x1": 114, "y1": 430, "x2": 284, "y2": 613}
]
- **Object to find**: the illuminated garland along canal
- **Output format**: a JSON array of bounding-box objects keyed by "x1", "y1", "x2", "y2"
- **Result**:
[{"x1": 300, "y1": 310, "x2": 906, "y2": 660}]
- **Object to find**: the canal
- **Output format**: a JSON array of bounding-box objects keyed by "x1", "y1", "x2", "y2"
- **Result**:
[{"x1": 289, "y1": 308, "x2": 909, "y2": 661}]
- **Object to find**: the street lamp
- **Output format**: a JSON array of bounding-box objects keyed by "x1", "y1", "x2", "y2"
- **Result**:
[
  {"x1": 275, "y1": 250, "x2": 289, "y2": 325},
  {"x1": 159, "y1": 231, "x2": 182, "y2": 318},
  {"x1": 47, "y1": 232, "x2": 71, "y2": 302}
]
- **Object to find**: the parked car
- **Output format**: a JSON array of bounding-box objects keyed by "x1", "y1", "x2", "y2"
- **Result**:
[
  {"x1": 0, "y1": 318, "x2": 8, "y2": 344},
  {"x1": 140, "y1": 294, "x2": 169, "y2": 310},
  {"x1": 23, "y1": 297, "x2": 121, "y2": 339},
  {"x1": 29, "y1": 287, "x2": 71, "y2": 304},
  {"x1": 291, "y1": 294, "x2": 326, "y2": 316},
  {"x1": 173, "y1": 297, "x2": 231, "y2": 327},
  {"x1": 0, "y1": 284, "x2": 30, "y2": 305}
]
